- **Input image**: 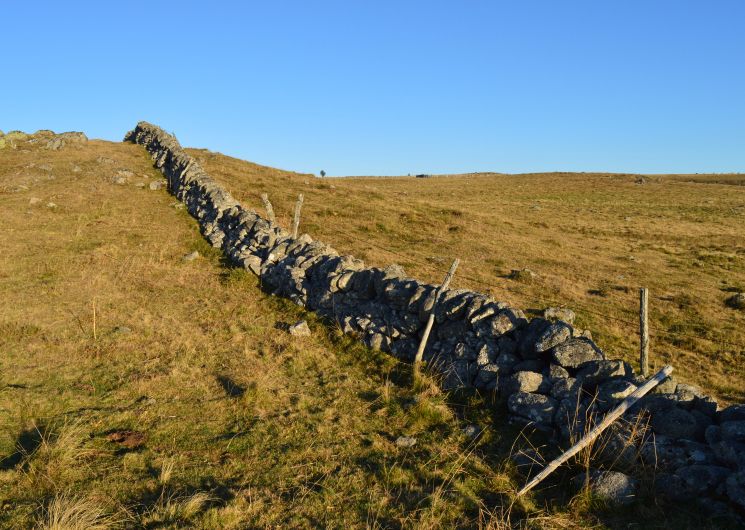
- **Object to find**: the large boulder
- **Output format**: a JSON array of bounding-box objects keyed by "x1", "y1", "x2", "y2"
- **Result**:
[{"x1": 551, "y1": 337, "x2": 604, "y2": 369}]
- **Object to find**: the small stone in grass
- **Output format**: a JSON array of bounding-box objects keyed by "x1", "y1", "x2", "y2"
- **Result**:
[
  {"x1": 289, "y1": 320, "x2": 311, "y2": 337},
  {"x1": 29, "y1": 197, "x2": 41, "y2": 205},
  {"x1": 396, "y1": 436, "x2": 417, "y2": 448},
  {"x1": 182, "y1": 251, "x2": 200, "y2": 262},
  {"x1": 149, "y1": 180, "x2": 164, "y2": 191}
]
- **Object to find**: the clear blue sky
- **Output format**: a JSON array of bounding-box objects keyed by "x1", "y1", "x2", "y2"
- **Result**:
[{"x1": 2, "y1": 1, "x2": 744, "y2": 176}]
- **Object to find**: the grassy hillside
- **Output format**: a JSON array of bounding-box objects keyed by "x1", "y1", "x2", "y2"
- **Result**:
[
  {"x1": 192, "y1": 150, "x2": 745, "y2": 403},
  {"x1": 0, "y1": 134, "x2": 741, "y2": 528}
]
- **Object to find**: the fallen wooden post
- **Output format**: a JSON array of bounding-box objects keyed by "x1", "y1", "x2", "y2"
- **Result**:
[
  {"x1": 515, "y1": 364, "x2": 673, "y2": 498},
  {"x1": 291, "y1": 193, "x2": 304, "y2": 238},
  {"x1": 260, "y1": 193, "x2": 276, "y2": 224},
  {"x1": 413, "y1": 258, "x2": 460, "y2": 374}
]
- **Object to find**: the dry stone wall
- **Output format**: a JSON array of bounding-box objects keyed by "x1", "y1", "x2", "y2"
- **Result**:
[{"x1": 125, "y1": 121, "x2": 745, "y2": 512}]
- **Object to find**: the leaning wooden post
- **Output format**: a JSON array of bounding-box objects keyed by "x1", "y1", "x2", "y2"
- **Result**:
[
  {"x1": 640, "y1": 287, "x2": 649, "y2": 377},
  {"x1": 515, "y1": 364, "x2": 673, "y2": 498},
  {"x1": 413, "y1": 259, "x2": 460, "y2": 374},
  {"x1": 260, "y1": 193, "x2": 276, "y2": 224},
  {"x1": 291, "y1": 193, "x2": 304, "y2": 238}
]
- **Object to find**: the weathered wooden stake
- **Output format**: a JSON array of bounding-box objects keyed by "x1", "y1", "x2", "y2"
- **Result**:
[
  {"x1": 413, "y1": 258, "x2": 460, "y2": 373},
  {"x1": 92, "y1": 298, "x2": 97, "y2": 341},
  {"x1": 640, "y1": 287, "x2": 649, "y2": 377},
  {"x1": 291, "y1": 193, "x2": 304, "y2": 238},
  {"x1": 260, "y1": 193, "x2": 276, "y2": 224},
  {"x1": 515, "y1": 364, "x2": 673, "y2": 498}
]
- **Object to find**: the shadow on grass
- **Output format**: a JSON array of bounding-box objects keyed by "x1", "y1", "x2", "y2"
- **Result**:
[
  {"x1": 216, "y1": 375, "x2": 246, "y2": 398},
  {"x1": 0, "y1": 424, "x2": 46, "y2": 471}
]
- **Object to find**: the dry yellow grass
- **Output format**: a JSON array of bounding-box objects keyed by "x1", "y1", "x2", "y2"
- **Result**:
[{"x1": 0, "y1": 135, "x2": 741, "y2": 528}]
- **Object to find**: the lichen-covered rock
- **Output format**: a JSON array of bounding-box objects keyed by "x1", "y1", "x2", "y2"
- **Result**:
[
  {"x1": 507, "y1": 392, "x2": 557, "y2": 424},
  {"x1": 533, "y1": 321, "x2": 572, "y2": 353},
  {"x1": 572, "y1": 469, "x2": 638, "y2": 505},
  {"x1": 551, "y1": 337, "x2": 604, "y2": 368},
  {"x1": 575, "y1": 359, "x2": 627, "y2": 385},
  {"x1": 549, "y1": 377, "x2": 580, "y2": 401},
  {"x1": 503, "y1": 371, "x2": 550, "y2": 397}
]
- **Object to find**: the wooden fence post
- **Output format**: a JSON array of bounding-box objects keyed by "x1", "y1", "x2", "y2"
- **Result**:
[
  {"x1": 640, "y1": 287, "x2": 649, "y2": 377},
  {"x1": 515, "y1": 364, "x2": 673, "y2": 498},
  {"x1": 291, "y1": 193, "x2": 304, "y2": 238},
  {"x1": 414, "y1": 258, "x2": 460, "y2": 374},
  {"x1": 260, "y1": 193, "x2": 276, "y2": 224}
]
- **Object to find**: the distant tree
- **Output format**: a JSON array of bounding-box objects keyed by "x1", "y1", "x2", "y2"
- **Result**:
[{"x1": 320, "y1": 170, "x2": 326, "y2": 178}]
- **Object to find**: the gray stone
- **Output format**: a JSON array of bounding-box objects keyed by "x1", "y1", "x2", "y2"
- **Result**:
[
  {"x1": 652, "y1": 375, "x2": 678, "y2": 394},
  {"x1": 596, "y1": 379, "x2": 637, "y2": 410},
  {"x1": 551, "y1": 337, "x2": 604, "y2": 368},
  {"x1": 548, "y1": 363, "x2": 569, "y2": 380},
  {"x1": 507, "y1": 392, "x2": 557, "y2": 424},
  {"x1": 575, "y1": 359, "x2": 627, "y2": 385},
  {"x1": 473, "y1": 309, "x2": 522, "y2": 338},
  {"x1": 149, "y1": 180, "x2": 164, "y2": 191},
  {"x1": 543, "y1": 307, "x2": 575, "y2": 325},
  {"x1": 462, "y1": 424, "x2": 481, "y2": 439},
  {"x1": 182, "y1": 250, "x2": 200, "y2": 262},
  {"x1": 720, "y1": 404, "x2": 745, "y2": 423},
  {"x1": 494, "y1": 352, "x2": 519, "y2": 373},
  {"x1": 503, "y1": 371, "x2": 550, "y2": 396},
  {"x1": 675, "y1": 465, "x2": 732, "y2": 496},
  {"x1": 474, "y1": 363, "x2": 499, "y2": 388},
  {"x1": 710, "y1": 439, "x2": 745, "y2": 469},
  {"x1": 534, "y1": 321, "x2": 572, "y2": 353},
  {"x1": 289, "y1": 320, "x2": 311, "y2": 337},
  {"x1": 550, "y1": 377, "x2": 580, "y2": 401},
  {"x1": 395, "y1": 436, "x2": 417, "y2": 448},
  {"x1": 650, "y1": 406, "x2": 700, "y2": 440},
  {"x1": 720, "y1": 421, "x2": 745, "y2": 442},
  {"x1": 572, "y1": 469, "x2": 638, "y2": 505},
  {"x1": 640, "y1": 438, "x2": 688, "y2": 470},
  {"x1": 726, "y1": 471, "x2": 745, "y2": 509}
]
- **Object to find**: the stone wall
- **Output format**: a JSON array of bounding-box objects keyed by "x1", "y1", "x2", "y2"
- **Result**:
[{"x1": 125, "y1": 121, "x2": 744, "y2": 512}]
